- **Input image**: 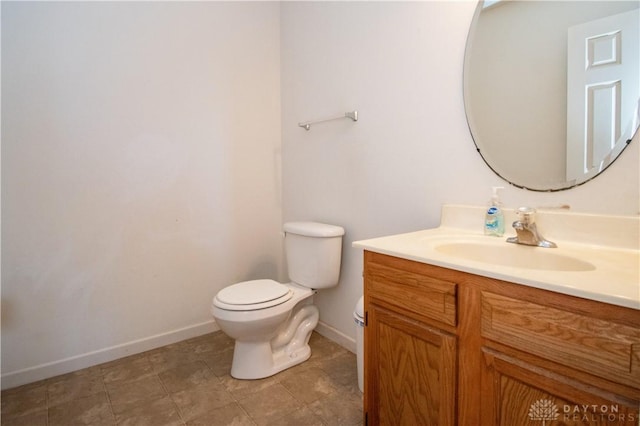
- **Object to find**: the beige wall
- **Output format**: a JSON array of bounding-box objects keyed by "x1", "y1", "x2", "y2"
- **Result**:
[
  {"x1": 280, "y1": 1, "x2": 639, "y2": 348},
  {"x1": 1, "y1": 1, "x2": 283, "y2": 388}
]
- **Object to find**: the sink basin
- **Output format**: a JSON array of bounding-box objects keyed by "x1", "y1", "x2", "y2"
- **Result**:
[{"x1": 434, "y1": 242, "x2": 596, "y2": 272}]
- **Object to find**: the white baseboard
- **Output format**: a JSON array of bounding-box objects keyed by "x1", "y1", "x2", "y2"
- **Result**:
[
  {"x1": 315, "y1": 320, "x2": 356, "y2": 354},
  {"x1": 1, "y1": 320, "x2": 220, "y2": 390},
  {"x1": 2, "y1": 319, "x2": 355, "y2": 390}
]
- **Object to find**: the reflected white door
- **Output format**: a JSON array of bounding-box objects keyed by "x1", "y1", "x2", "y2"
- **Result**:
[{"x1": 566, "y1": 9, "x2": 639, "y2": 182}]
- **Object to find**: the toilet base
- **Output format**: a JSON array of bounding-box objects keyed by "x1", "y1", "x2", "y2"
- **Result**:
[
  {"x1": 230, "y1": 341, "x2": 311, "y2": 380},
  {"x1": 229, "y1": 304, "x2": 319, "y2": 380}
]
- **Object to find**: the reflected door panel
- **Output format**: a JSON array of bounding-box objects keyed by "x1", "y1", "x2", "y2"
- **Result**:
[{"x1": 567, "y1": 9, "x2": 639, "y2": 182}]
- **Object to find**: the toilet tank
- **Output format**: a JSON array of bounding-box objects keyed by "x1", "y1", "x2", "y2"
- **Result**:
[{"x1": 283, "y1": 222, "x2": 345, "y2": 289}]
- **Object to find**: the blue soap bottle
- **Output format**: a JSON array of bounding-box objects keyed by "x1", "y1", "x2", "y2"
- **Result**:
[{"x1": 484, "y1": 186, "x2": 505, "y2": 237}]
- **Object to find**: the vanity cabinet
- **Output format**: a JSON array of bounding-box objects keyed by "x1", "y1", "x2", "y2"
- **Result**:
[
  {"x1": 363, "y1": 251, "x2": 640, "y2": 426},
  {"x1": 364, "y1": 252, "x2": 457, "y2": 425}
]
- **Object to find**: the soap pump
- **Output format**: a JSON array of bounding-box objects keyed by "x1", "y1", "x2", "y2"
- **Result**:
[{"x1": 484, "y1": 186, "x2": 505, "y2": 237}]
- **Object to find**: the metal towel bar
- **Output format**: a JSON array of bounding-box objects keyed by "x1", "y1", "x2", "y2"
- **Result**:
[{"x1": 298, "y1": 110, "x2": 358, "y2": 131}]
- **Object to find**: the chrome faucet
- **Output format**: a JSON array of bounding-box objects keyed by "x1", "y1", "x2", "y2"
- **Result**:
[{"x1": 506, "y1": 207, "x2": 557, "y2": 248}]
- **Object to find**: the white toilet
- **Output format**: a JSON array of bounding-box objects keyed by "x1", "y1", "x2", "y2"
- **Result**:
[{"x1": 211, "y1": 222, "x2": 344, "y2": 380}]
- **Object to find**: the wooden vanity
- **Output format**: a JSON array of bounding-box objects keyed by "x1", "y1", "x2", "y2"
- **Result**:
[{"x1": 363, "y1": 250, "x2": 640, "y2": 425}]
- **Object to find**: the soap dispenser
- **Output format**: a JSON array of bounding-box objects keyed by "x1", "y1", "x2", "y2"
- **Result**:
[{"x1": 484, "y1": 186, "x2": 505, "y2": 237}]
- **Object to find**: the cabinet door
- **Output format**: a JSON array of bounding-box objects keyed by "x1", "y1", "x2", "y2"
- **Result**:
[
  {"x1": 365, "y1": 304, "x2": 456, "y2": 426},
  {"x1": 481, "y1": 348, "x2": 639, "y2": 426}
]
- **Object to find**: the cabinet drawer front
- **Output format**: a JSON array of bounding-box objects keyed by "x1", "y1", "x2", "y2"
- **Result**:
[
  {"x1": 367, "y1": 262, "x2": 457, "y2": 326},
  {"x1": 481, "y1": 292, "x2": 640, "y2": 388}
]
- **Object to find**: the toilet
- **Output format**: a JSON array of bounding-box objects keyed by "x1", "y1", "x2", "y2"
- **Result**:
[{"x1": 211, "y1": 222, "x2": 344, "y2": 380}]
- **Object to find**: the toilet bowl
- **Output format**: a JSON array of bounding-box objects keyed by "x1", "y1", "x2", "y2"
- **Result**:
[
  {"x1": 211, "y1": 222, "x2": 344, "y2": 380},
  {"x1": 211, "y1": 280, "x2": 317, "y2": 379}
]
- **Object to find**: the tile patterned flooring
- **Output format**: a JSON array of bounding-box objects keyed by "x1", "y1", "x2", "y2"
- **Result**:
[{"x1": 1, "y1": 331, "x2": 363, "y2": 426}]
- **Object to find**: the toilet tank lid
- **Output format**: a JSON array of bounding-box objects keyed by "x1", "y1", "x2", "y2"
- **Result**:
[{"x1": 283, "y1": 222, "x2": 345, "y2": 237}]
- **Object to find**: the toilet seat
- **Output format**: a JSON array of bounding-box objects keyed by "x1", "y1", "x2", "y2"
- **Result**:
[{"x1": 214, "y1": 279, "x2": 293, "y2": 311}]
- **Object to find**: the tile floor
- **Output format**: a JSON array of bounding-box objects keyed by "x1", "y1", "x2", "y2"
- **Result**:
[{"x1": 1, "y1": 331, "x2": 363, "y2": 426}]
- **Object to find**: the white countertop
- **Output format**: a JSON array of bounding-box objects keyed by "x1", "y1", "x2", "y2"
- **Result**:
[{"x1": 353, "y1": 205, "x2": 640, "y2": 310}]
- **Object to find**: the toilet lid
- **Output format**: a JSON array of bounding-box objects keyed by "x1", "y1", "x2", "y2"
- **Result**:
[{"x1": 216, "y1": 279, "x2": 292, "y2": 307}]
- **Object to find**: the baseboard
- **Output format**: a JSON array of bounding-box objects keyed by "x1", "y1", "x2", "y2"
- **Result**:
[
  {"x1": 315, "y1": 320, "x2": 356, "y2": 354},
  {"x1": 3, "y1": 319, "x2": 355, "y2": 390},
  {"x1": 1, "y1": 320, "x2": 220, "y2": 390}
]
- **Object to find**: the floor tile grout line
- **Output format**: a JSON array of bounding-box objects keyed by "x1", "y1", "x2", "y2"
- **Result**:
[
  {"x1": 211, "y1": 362, "x2": 259, "y2": 426},
  {"x1": 230, "y1": 398, "x2": 259, "y2": 426},
  {"x1": 150, "y1": 366, "x2": 187, "y2": 426},
  {"x1": 45, "y1": 377, "x2": 51, "y2": 426},
  {"x1": 102, "y1": 375, "x2": 118, "y2": 426},
  {"x1": 279, "y1": 381, "x2": 318, "y2": 423}
]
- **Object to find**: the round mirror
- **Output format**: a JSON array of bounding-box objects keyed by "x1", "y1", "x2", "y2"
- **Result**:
[{"x1": 464, "y1": 1, "x2": 639, "y2": 191}]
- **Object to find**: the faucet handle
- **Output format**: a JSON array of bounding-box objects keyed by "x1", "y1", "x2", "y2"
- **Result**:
[{"x1": 516, "y1": 207, "x2": 536, "y2": 224}]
